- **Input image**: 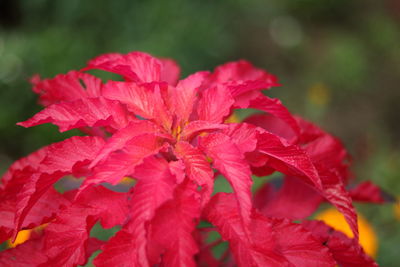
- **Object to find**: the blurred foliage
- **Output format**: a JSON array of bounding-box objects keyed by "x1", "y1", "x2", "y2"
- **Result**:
[{"x1": 1, "y1": 0, "x2": 399, "y2": 265}]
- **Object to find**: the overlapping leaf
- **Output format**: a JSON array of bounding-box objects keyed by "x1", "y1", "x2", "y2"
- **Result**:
[
  {"x1": 31, "y1": 70, "x2": 102, "y2": 106},
  {"x1": 204, "y1": 193, "x2": 335, "y2": 267},
  {"x1": 18, "y1": 97, "x2": 128, "y2": 132}
]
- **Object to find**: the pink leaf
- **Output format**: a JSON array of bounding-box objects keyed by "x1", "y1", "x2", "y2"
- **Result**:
[
  {"x1": 222, "y1": 123, "x2": 258, "y2": 154},
  {"x1": 197, "y1": 85, "x2": 235, "y2": 124},
  {"x1": 18, "y1": 97, "x2": 128, "y2": 132},
  {"x1": 160, "y1": 58, "x2": 181, "y2": 85},
  {"x1": 180, "y1": 120, "x2": 227, "y2": 141},
  {"x1": 208, "y1": 60, "x2": 278, "y2": 88},
  {"x1": 170, "y1": 71, "x2": 209, "y2": 124},
  {"x1": 103, "y1": 81, "x2": 172, "y2": 129},
  {"x1": 31, "y1": 70, "x2": 102, "y2": 106},
  {"x1": 85, "y1": 51, "x2": 162, "y2": 83}
]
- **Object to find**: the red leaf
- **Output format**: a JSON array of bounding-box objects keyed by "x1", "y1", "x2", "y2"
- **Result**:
[
  {"x1": 39, "y1": 186, "x2": 129, "y2": 266},
  {"x1": 148, "y1": 180, "x2": 201, "y2": 267},
  {"x1": 85, "y1": 51, "x2": 162, "y2": 83},
  {"x1": 0, "y1": 187, "x2": 69, "y2": 243},
  {"x1": 0, "y1": 235, "x2": 47, "y2": 266},
  {"x1": 204, "y1": 193, "x2": 285, "y2": 267},
  {"x1": 208, "y1": 60, "x2": 278, "y2": 90},
  {"x1": 18, "y1": 97, "x2": 129, "y2": 132},
  {"x1": 170, "y1": 71, "x2": 209, "y2": 124},
  {"x1": 84, "y1": 134, "x2": 167, "y2": 186},
  {"x1": 349, "y1": 180, "x2": 391, "y2": 204},
  {"x1": 244, "y1": 113, "x2": 297, "y2": 143},
  {"x1": 197, "y1": 85, "x2": 235, "y2": 124},
  {"x1": 103, "y1": 81, "x2": 172, "y2": 129},
  {"x1": 31, "y1": 70, "x2": 102, "y2": 106},
  {"x1": 269, "y1": 218, "x2": 335, "y2": 267},
  {"x1": 93, "y1": 229, "x2": 138, "y2": 267},
  {"x1": 303, "y1": 220, "x2": 378, "y2": 267},
  {"x1": 0, "y1": 146, "x2": 47, "y2": 191},
  {"x1": 304, "y1": 133, "x2": 350, "y2": 182},
  {"x1": 174, "y1": 141, "x2": 214, "y2": 205},
  {"x1": 121, "y1": 157, "x2": 177, "y2": 266},
  {"x1": 160, "y1": 58, "x2": 181, "y2": 85},
  {"x1": 249, "y1": 94, "x2": 301, "y2": 136},
  {"x1": 205, "y1": 193, "x2": 335, "y2": 267},
  {"x1": 200, "y1": 133, "x2": 253, "y2": 226},
  {"x1": 246, "y1": 113, "x2": 357, "y2": 239},
  {"x1": 319, "y1": 169, "x2": 359, "y2": 240},
  {"x1": 89, "y1": 120, "x2": 170, "y2": 168},
  {"x1": 180, "y1": 120, "x2": 227, "y2": 141},
  {"x1": 222, "y1": 123, "x2": 258, "y2": 154},
  {"x1": 13, "y1": 136, "x2": 105, "y2": 236},
  {"x1": 254, "y1": 176, "x2": 323, "y2": 220},
  {"x1": 254, "y1": 129, "x2": 323, "y2": 190}
]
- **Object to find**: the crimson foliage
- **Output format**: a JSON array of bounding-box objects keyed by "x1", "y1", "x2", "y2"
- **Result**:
[{"x1": 0, "y1": 51, "x2": 386, "y2": 266}]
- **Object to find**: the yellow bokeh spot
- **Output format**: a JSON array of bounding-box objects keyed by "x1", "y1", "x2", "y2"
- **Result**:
[
  {"x1": 394, "y1": 198, "x2": 400, "y2": 221},
  {"x1": 7, "y1": 229, "x2": 32, "y2": 248},
  {"x1": 307, "y1": 83, "x2": 330, "y2": 107},
  {"x1": 315, "y1": 208, "x2": 378, "y2": 258},
  {"x1": 225, "y1": 113, "x2": 240, "y2": 123}
]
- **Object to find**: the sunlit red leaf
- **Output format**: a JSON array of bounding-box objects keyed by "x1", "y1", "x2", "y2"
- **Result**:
[
  {"x1": 170, "y1": 71, "x2": 209, "y2": 124},
  {"x1": 18, "y1": 97, "x2": 128, "y2": 132},
  {"x1": 31, "y1": 70, "x2": 102, "y2": 106},
  {"x1": 85, "y1": 51, "x2": 162, "y2": 83},
  {"x1": 103, "y1": 81, "x2": 172, "y2": 129},
  {"x1": 160, "y1": 58, "x2": 181, "y2": 85},
  {"x1": 197, "y1": 85, "x2": 235, "y2": 124}
]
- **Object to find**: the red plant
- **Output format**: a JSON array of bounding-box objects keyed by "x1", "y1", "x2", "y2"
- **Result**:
[{"x1": 0, "y1": 51, "x2": 388, "y2": 266}]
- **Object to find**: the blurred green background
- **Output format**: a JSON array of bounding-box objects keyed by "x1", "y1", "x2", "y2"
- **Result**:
[{"x1": 0, "y1": 0, "x2": 399, "y2": 265}]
